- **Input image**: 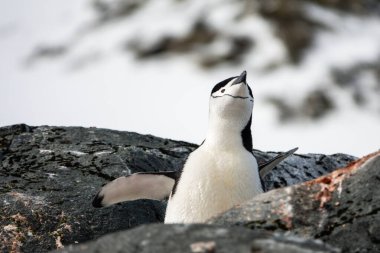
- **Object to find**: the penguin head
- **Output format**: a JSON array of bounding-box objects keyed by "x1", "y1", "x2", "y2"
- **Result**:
[{"x1": 209, "y1": 71, "x2": 254, "y2": 130}]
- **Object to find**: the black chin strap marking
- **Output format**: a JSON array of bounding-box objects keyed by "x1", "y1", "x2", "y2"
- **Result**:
[{"x1": 211, "y1": 94, "x2": 252, "y2": 100}]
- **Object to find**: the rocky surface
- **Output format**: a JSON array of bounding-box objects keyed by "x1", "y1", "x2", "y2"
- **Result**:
[
  {"x1": 256, "y1": 149, "x2": 355, "y2": 190},
  {"x1": 0, "y1": 124, "x2": 194, "y2": 253},
  {"x1": 0, "y1": 124, "x2": 357, "y2": 252},
  {"x1": 54, "y1": 224, "x2": 339, "y2": 253},
  {"x1": 210, "y1": 151, "x2": 380, "y2": 253}
]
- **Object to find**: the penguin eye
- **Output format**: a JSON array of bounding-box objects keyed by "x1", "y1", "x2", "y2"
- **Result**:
[{"x1": 221, "y1": 89, "x2": 225, "y2": 93}]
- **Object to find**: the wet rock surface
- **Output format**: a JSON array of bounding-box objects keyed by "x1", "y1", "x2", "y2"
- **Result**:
[
  {"x1": 0, "y1": 124, "x2": 357, "y2": 252},
  {"x1": 210, "y1": 151, "x2": 380, "y2": 253}
]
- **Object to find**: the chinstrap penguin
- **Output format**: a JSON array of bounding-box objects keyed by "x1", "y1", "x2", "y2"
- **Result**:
[{"x1": 92, "y1": 71, "x2": 297, "y2": 223}]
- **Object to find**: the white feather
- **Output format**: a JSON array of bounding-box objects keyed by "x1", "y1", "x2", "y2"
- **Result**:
[
  {"x1": 165, "y1": 143, "x2": 262, "y2": 223},
  {"x1": 165, "y1": 75, "x2": 263, "y2": 223}
]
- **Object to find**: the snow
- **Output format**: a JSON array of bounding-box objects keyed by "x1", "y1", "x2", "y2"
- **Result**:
[{"x1": 0, "y1": 0, "x2": 379, "y2": 157}]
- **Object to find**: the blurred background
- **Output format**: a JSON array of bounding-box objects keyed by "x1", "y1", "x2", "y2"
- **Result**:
[{"x1": 1, "y1": 0, "x2": 379, "y2": 156}]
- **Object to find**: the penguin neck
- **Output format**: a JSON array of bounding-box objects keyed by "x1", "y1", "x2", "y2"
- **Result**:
[{"x1": 205, "y1": 115, "x2": 252, "y2": 152}]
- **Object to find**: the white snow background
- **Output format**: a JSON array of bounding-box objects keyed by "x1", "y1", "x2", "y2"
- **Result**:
[{"x1": 1, "y1": 0, "x2": 380, "y2": 156}]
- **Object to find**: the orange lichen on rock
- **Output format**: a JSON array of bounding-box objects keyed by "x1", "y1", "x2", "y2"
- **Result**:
[{"x1": 306, "y1": 150, "x2": 380, "y2": 208}]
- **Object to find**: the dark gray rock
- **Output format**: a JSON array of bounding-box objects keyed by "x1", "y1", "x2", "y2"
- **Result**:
[
  {"x1": 332, "y1": 61, "x2": 380, "y2": 107},
  {"x1": 210, "y1": 152, "x2": 380, "y2": 253},
  {"x1": 254, "y1": 150, "x2": 356, "y2": 190},
  {"x1": 305, "y1": 0, "x2": 380, "y2": 15},
  {"x1": 0, "y1": 124, "x2": 195, "y2": 253},
  {"x1": 54, "y1": 224, "x2": 339, "y2": 253},
  {"x1": 92, "y1": 0, "x2": 146, "y2": 23},
  {"x1": 0, "y1": 124, "x2": 355, "y2": 252}
]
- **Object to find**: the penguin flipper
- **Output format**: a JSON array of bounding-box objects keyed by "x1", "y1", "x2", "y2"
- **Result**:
[
  {"x1": 259, "y1": 147, "x2": 298, "y2": 178},
  {"x1": 92, "y1": 171, "x2": 179, "y2": 208}
]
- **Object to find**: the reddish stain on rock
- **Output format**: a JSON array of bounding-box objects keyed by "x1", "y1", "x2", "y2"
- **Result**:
[{"x1": 306, "y1": 150, "x2": 380, "y2": 208}]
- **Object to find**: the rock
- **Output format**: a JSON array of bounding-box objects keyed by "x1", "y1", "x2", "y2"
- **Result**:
[
  {"x1": 266, "y1": 89, "x2": 335, "y2": 122},
  {"x1": 0, "y1": 124, "x2": 195, "y2": 253},
  {"x1": 254, "y1": 149, "x2": 355, "y2": 190},
  {"x1": 53, "y1": 224, "x2": 339, "y2": 253},
  {"x1": 254, "y1": 0, "x2": 325, "y2": 63},
  {"x1": 210, "y1": 151, "x2": 380, "y2": 253},
  {"x1": 25, "y1": 45, "x2": 68, "y2": 66},
  {"x1": 301, "y1": 90, "x2": 334, "y2": 119},
  {"x1": 306, "y1": 0, "x2": 380, "y2": 15},
  {"x1": 127, "y1": 19, "x2": 254, "y2": 68},
  {"x1": 92, "y1": 0, "x2": 146, "y2": 23},
  {"x1": 128, "y1": 19, "x2": 218, "y2": 58},
  {"x1": 0, "y1": 124, "x2": 355, "y2": 252},
  {"x1": 332, "y1": 61, "x2": 380, "y2": 108},
  {"x1": 199, "y1": 36, "x2": 254, "y2": 69}
]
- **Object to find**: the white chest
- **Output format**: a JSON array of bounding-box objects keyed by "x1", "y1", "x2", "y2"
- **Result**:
[{"x1": 164, "y1": 145, "x2": 263, "y2": 223}]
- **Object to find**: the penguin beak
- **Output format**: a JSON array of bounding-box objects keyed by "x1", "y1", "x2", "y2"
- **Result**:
[{"x1": 232, "y1": 70, "x2": 247, "y2": 86}]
